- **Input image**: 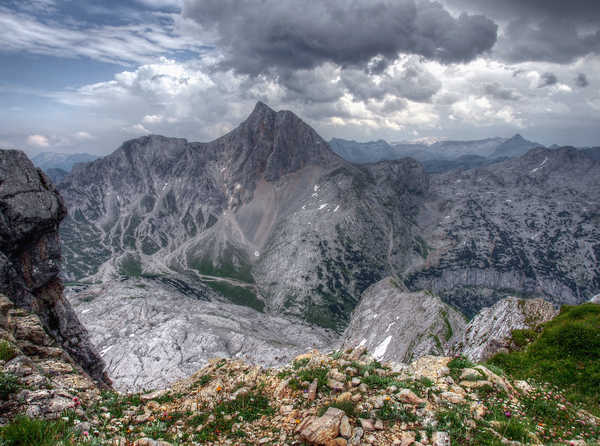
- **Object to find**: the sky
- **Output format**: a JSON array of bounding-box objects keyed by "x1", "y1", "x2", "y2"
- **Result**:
[{"x1": 0, "y1": 0, "x2": 599, "y2": 156}]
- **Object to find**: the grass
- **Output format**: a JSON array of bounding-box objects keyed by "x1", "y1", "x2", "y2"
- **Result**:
[
  {"x1": 489, "y1": 303, "x2": 600, "y2": 414},
  {"x1": 203, "y1": 281, "x2": 264, "y2": 312},
  {"x1": 0, "y1": 340, "x2": 18, "y2": 361},
  {"x1": 194, "y1": 391, "x2": 274, "y2": 442},
  {"x1": 318, "y1": 400, "x2": 356, "y2": 418},
  {"x1": 0, "y1": 416, "x2": 76, "y2": 446},
  {"x1": 447, "y1": 356, "x2": 476, "y2": 381},
  {"x1": 376, "y1": 400, "x2": 418, "y2": 423},
  {"x1": 288, "y1": 366, "x2": 330, "y2": 392},
  {"x1": 0, "y1": 372, "x2": 20, "y2": 400}
]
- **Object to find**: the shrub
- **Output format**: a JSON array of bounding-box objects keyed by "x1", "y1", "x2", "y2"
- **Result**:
[
  {"x1": 0, "y1": 372, "x2": 20, "y2": 400},
  {"x1": 318, "y1": 400, "x2": 356, "y2": 418},
  {"x1": 0, "y1": 340, "x2": 17, "y2": 362}
]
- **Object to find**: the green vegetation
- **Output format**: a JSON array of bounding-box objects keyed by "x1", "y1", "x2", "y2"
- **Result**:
[
  {"x1": 0, "y1": 372, "x2": 20, "y2": 400},
  {"x1": 118, "y1": 254, "x2": 142, "y2": 277},
  {"x1": 489, "y1": 303, "x2": 600, "y2": 413},
  {"x1": 447, "y1": 356, "x2": 475, "y2": 381},
  {"x1": 203, "y1": 281, "x2": 264, "y2": 312},
  {"x1": 0, "y1": 416, "x2": 82, "y2": 446},
  {"x1": 510, "y1": 328, "x2": 538, "y2": 347},
  {"x1": 0, "y1": 340, "x2": 18, "y2": 361},
  {"x1": 376, "y1": 400, "x2": 418, "y2": 423},
  {"x1": 289, "y1": 366, "x2": 330, "y2": 392},
  {"x1": 188, "y1": 247, "x2": 254, "y2": 284},
  {"x1": 194, "y1": 391, "x2": 274, "y2": 442},
  {"x1": 317, "y1": 400, "x2": 356, "y2": 418}
]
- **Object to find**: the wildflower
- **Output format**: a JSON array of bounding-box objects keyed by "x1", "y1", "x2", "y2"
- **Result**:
[
  {"x1": 505, "y1": 411, "x2": 512, "y2": 418},
  {"x1": 216, "y1": 386, "x2": 223, "y2": 392}
]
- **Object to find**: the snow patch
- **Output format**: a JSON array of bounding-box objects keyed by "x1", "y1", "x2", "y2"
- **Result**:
[
  {"x1": 314, "y1": 184, "x2": 320, "y2": 192},
  {"x1": 318, "y1": 203, "x2": 328, "y2": 210},
  {"x1": 254, "y1": 251, "x2": 260, "y2": 257},
  {"x1": 373, "y1": 336, "x2": 392, "y2": 359},
  {"x1": 358, "y1": 338, "x2": 367, "y2": 347},
  {"x1": 333, "y1": 205, "x2": 340, "y2": 212},
  {"x1": 81, "y1": 309, "x2": 91, "y2": 314},
  {"x1": 530, "y1": 157, "x2": 548, "y2": 173},
  {"x1": 100, "y1": 346, "x2": 113, "y2": 356}
]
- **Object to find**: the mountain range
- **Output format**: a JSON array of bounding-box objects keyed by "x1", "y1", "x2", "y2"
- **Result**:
[
  {"x1": 329, "y1": 134, "x2": 544, "y2": 171},
  {"x1": 49, "y1": 102, "x2": 600, "y2": 389}
]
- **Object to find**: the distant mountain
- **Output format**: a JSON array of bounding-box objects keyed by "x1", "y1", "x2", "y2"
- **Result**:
[
  {"x1": 582, "y1": 147, "x2": 600, "y2": 161},
  {"x1": 421, "y1": 154, "x2": 508, "y2": 173},
  {"x1": 328, "y1": 138, "x2": 397, "y2": 163},
  {"x1": 45, "y1": 167, "x2": 69, "y2": 184},
  {"x1": 330, "y1": 135, "x2": 545, "y2": 166},
  {"x1": 31, "y1": 151, "x2": 100, "y2": 172},
  {"x1": 489, "y1": 134, "x2": 544, "y2": 158}
]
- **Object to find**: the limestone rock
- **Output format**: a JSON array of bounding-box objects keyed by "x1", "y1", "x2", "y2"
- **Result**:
[{"x1": 297, "y1": 407, "x2": 345, "y2": 445}]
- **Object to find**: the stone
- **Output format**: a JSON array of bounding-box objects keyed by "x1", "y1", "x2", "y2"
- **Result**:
[
  {"x1": 396, "y1": 389, "x2": 425, "y2": 405},
  {"x1": 514, "y1": 380, "x2": 534, "y2": 394},
  {"x1": 328, "y1": 379, "x2": 345, "y2": 391},
  {"x1": 337, "y1": 392, "x2": 353, "y2": 402},
  {"x1": 399, "y1": 431, "x2": 416, "y2": 446},
  {"x1": 351, "y1": 377, "x2": 361, "y2": 387},
  {"x1": 297, "y1": 407, "x2": 345, "y2": 445},
  {"x1": 440, "y1": 391, "x2": 465, "y2": 404},
  {"x1": 340, "y1": 416, "x2": 352, "y2": 438},
  {"x1": 374, "y1": 419, "x2": 384, "y2": 430},
  {"x1": 359, "y1": 418, "x2": 375, "y2": 431},
  {"x1": 432, "y1": 431, "x2": 450, "y2": 446},
  {"x1": 308, "y1": 378, "x2": 319, "y2": 401},
  {"x1": 330, "y1": 368, "x2": 346, "y2": 382},
  {"x1": 349, "y1": 427, "x2": 364, "y2": 446}
]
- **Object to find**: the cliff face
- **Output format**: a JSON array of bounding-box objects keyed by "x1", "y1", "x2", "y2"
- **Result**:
[
  {"x1": 0, "y1": 149, "x2": 108, "y2": 384},
  {"x1": 452, "y1": 296, "x2": 558, "y2": 362},
  {"x1": 342, "y1": 277, "x2": 466, "y2": 363}
]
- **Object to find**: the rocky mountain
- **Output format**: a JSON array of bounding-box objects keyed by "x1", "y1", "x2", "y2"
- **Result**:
[
  {"x1": 489, "y1": 134, "x2": 544, "y2": 159},
  {"x1": 406, "y1": 147, "x2": 600, "y2": 317},
  {"x1": 59, "y1": 102, "x2": 428, "y2": 333},
  {"x1": 328, "y1": 138, "x2": 397, "y2": 164},
  {"x1": 31, "y1": 151, "x2": 100, "y2": 172},
  {"x1": 45, "y1": 167, "x2": 69, "y2": 184},
  {"x1": 452, "y1": 296, "x2": 558, "y2": 362},
  {"x1": 0, "y1": 149, "x2": 108, "y2": 384},
  {"x1": 342, "y1": 277, "x2": 466, "y2": 363},
  {"x1": 330, "y1": 135, "x2": 543, "y2": 168}
]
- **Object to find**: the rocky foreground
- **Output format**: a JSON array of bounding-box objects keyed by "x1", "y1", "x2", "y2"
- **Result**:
[{"x1": 3, "y1": 316, "x2": 599, "y2": 446}]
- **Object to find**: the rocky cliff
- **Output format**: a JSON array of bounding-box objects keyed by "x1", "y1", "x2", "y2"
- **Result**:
[
  {"x1": 0, "y1": 149, "x2": 108, "y2": 384},
  {"x1": 342, "y1": 277, "x2": 466, "y2": 363},
  {"x1": 407, "y1": 147, "x2": 600, "y2": 316},
  {"x1": 452, "y1": 296, "x2": 558, "y2": 362}
]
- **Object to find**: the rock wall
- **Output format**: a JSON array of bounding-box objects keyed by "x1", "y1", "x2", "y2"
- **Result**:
[{"x1": 0, "y1": 149, "x2": 108, "y2": 384}]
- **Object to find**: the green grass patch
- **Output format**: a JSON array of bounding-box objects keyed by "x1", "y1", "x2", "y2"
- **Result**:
[
  {"x1": 0, "y1": 372, "x2": 20, "y2": 400},
  {"x1": 0, "y1": 416, "x2": 75, "y2": 446},
  {"x1": 0, "y1": 340, "x2": 18, "y2": 362},
  {"x1": 318, "y1": 400, "x2": 356, "y2": 418},
  {"x1": 489, "y1": 303, "x2": 600, "y2": 414},
  {"x1": 203, "y1": 281, "x2": 264, "y2": 312},
  {"x1": 376, "y1": 400, "x2": 418, "y2": 423},
  {"x1": 289, "y1": 367, "x2": 330, "y2": 392},
  {"x1": 194, "y1": 391, "x2": 274, "y2": 442}
]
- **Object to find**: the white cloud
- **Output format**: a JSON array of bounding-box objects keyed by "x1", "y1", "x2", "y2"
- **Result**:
[
  {"x1": 142, "y1": 114, "x2": 164, "y2": 124},
  {"x1": 27, "y1": 134, "x2": 50, "y2": 147},
  {"x1": 74, "y1": 131, "x2": 93, "y2": 140},
  {"x1": 0, "y1": 7, "x2": 208, "y2": 66}
]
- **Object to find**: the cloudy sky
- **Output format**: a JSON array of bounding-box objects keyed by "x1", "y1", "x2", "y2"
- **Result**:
[{"x1": 1, "y1": 0, "x2": 599, "y2": 155}]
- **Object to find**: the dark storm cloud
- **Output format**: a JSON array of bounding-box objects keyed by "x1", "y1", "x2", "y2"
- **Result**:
[
  {"x1": 483, "y1": 83, "x2": 519, "y2": 101},
  {"x1": 182, "y1": 0, "x2": 498, "y2": 75},
  {"x1": 539, "y1": 72, "x2": 558, "y2": 88},
  {"x1": 443, "y1": 0, "x2": 600, "y2": 22},
  {"x1": 443, "y1": 0, "x2": 600, "y2": 64},
  {"x1": 575, "y1": 73, "x2": 589, "y2": 88}
]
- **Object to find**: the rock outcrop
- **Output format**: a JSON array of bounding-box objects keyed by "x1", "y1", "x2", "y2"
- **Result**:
[
  {"x1": 0, "y1": 149, "x2": 108, "y2": 384},
  {"x1": 342, "y1": 277, "x2": 466, "y2": 363},
  {"x1": 0, "y1": 293, "x2": 101, "y2": 421},
  {"x1": 452, "y1": 296, "x2": 558, "y2": 362}
]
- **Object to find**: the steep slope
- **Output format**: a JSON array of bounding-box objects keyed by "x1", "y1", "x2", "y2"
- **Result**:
[
  {"x1": 59, "y1": 102, "x2": 428, "y2": 332},
  {"x1": 0, "y1": 150, "x2": 108, "y2": 384},
  {"x1": 452, "y1": 296, "x2": 558, "y2": 362},
  {"x1": 342, "y1": 277, "x2": 466, "y2": 363},
  {"x1": 489, "y1": 134, "x2": 543, "y2": 159},
  {"x1": 406, "y1": 147, "x2": 600, "y2": 316}
]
